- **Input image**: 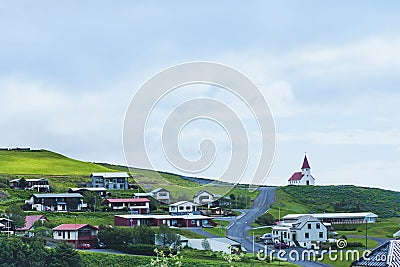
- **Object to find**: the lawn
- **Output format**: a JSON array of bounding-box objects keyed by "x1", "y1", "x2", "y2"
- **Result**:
[
  {"x1": 0, "y1": 150, "x2": 115, "y2": 175},
  {"x1": 335, "y1": 219, "x2": 400, "y2": 238},
  {"x1": 202, "y1": 219, "x2": 231, "y2": 237}
]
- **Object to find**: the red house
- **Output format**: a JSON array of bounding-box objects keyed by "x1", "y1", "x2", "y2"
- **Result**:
[
  {"x1": 114, "y1": 214, "x2": 214, "y2": 227},
  {"x1": 103, "y1": 198, "x2": 150, "y2": 213},
  {"x1": 53, "y1": 224, "x2": 99, "y2": 248}
]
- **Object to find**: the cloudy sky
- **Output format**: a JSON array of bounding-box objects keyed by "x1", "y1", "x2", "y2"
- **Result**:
[{"x1": 1, "y1": 1, "x2": 400, "y2": 190}]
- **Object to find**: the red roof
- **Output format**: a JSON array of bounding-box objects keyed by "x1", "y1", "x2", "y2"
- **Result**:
[
  {"x1": 16, "y1": 215, "x2": 47, "y2": 231},
  {"x1": 104, "y1": 198, "x2": 150, "y2": 203},
  {"x1": 288, "y1": 172, "x2": 304, "y2": 181},
  {"x1": 301, "y1": 155, "x2": 310, "y2": 169},
  {"x1": 53, "y1": 224, "x2": 99, "y2": 231}
]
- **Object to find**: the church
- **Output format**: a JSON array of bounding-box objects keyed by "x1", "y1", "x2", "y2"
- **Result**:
[{"x1": 288, "y1": 155, "x2": 316, "y2": 186}]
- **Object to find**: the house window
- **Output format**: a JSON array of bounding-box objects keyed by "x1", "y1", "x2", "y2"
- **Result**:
[
  {"x1": 308, "y1": 223, "x2": 311, "y2": 229},
  {"x1": 316, "y1": 223, "x2": 320, "y2": 229},
  {"x1": 284, "y1": 232, "x2": 287, "y2": 238},
  {"x1": 305, "y1": 233, "x2": 309, "y2": 239},
  {"x1": 319, "y1": 232, "x2": 323, "y2": 238},
  {"x1": 191, "y1": 220, "x2": 195, "y2": 224},
  {"x1": 186, "y1": 206, "x2": 191, "y2": 210},
  {"x1": 58, "y1": 231, "x2": 62, "y2": 236},
  {"x1": 179, "y1": 206, "x2": 184, "y2": 210}
]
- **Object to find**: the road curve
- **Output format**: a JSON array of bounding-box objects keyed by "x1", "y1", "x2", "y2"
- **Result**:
[{"x1": 226, "y1": 186, "x2": 334, "y2": 267}]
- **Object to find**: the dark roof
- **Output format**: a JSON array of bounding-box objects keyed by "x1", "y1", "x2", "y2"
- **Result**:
[
  {"x1": 288, "y1": 172, "x2": 304, "y2": 181},
  {"x1": 351, "y1": 240, "x2": 400, "y2": 266},
  {"x1": 32, "y1": 193, "x2": 83, "y2": 198},
  {"x1": 302, "y1": 155, "x2": 311, "y2": 169}
]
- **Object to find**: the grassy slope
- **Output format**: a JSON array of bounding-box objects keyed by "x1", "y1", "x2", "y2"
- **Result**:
[{"x1": 0, "y1": 150, "x2": 114, "y2": 175}]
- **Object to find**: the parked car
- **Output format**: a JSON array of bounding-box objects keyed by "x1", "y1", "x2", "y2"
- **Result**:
[
  {"x1": 78, "y1": 243, "x2": 91, "y2": 249},
  {"x1": 260, "y1": 233, "x2": 272, "y2": 240},
  {"x1": 329, "y1": 231, "x2": 339, "y2": 237},
  {"x1": 95, "y1": 242, "x2": 107, "y2": 249},
  {"x1": 274, "y1": 242, "x2": 289, "y2": 249}
]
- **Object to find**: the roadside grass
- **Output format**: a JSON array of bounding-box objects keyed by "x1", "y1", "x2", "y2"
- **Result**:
[
  {"x1": 248, "y1": 226, "x2": 272, "y2": 238},
  {"x1": 31, "y1": 211, "x2": 116, "y2": 226},
  {"x1": 0, "y1": 150, "x2": 114, "y2": 175},
  {"x1": 268, "y1": 188, "x2": 313, "y2": 220},
  {"x1": 202, "y1": 219, "x2": 231, "y2": 237},
  {"x1": 335, "y1": 219, "x2": 400, "y2": 238}
]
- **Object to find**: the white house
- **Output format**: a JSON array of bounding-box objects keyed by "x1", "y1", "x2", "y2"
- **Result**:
[
  {"x1": 272, "y1": 215, "x2": 327, "y2": 249},
  {"x1": 25, "y1": 193, "x2": 86, "y2": 212},
  {"x1": 193, "y1": 190, "x2": 222, "y2": 206},
  {"x1": 288, "y1": 155, "x2": 316, "y2": 186},
  {"x1": 151, "y1": 188, "x2": 170, "y2": 204},
  {"x1": 169, "y1": 201, "x2": 198, "y2": 215}
]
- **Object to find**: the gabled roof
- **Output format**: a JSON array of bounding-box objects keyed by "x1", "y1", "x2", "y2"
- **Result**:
[
  {"x1": 53, "y1": 224, "x2": 99, "y2": 231},
  {"x1": 302, "y1": 155, "x2": 311, "y2": 169},
  {"x1": 32, "y1": 193, "x2": 83, "y2": 198},
  {"x1": 283, "y1": 212, "x2": 378, "y2": 220},
  {"x1": 104, "y1": 198, "x2": 150, "y2": 203},
  {"x1": 288, "y1": 172, "x2": 304, "y2": 181},
  {"x1": 351, "y1": 240, "x2": 400, "y2": 266},
  {"x1": 151, "y1": 188, "x2": 169, "y2": 193},
  {"x1": 16, "y1": 215, "x2": 48, "y2": 231},
  {"x1": 292, "y1": 215, "x2": 322, "y2": 230},
  {"x1": 169, "y1": 201, "x2": 198, "y2": 207},
  {"x1": 91, "y1": 172, "x2": 129, "y2": 178}
]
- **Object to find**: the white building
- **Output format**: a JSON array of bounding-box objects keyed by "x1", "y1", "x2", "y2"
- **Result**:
[
  {"x1": 288, "y1": 155, "x2": 316, "y2": 186},
  {"x1": 169, "y1": 201, "x2": 198, "y2": 215},
  {"x1": 283, "y1": 212, "x2": 378, "y2": 224},
  {"x1": 272, "y1": 215, "x2": 327, "y2": 248},
  {"x1": 134, "y1": 188, "x2": 170, "y2": 204},
  {"x1": 193, "y1": 190, "x2": 222, "y2": 206},
  {"x1": 183, "y1": 237, "x2": 242, "y2": 254},
  {"x1": 90, "y1": 172, "x2": 129, "y2": 189}
]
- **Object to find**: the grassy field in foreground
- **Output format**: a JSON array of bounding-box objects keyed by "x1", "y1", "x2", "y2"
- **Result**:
[
  {"x1": 335, "y1": 219, "x2": 400, "y2": 238},
  {"x1": 0, "y1": 150, "x2": 114, "y2": 175},
  {"x1": 80, "y1": 250, "x2": 300, "y2": 267}
]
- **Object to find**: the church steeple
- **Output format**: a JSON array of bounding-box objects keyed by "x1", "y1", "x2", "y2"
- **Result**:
[{"x1": 301, "y1": 154, "x2": 310, "y2": 170}]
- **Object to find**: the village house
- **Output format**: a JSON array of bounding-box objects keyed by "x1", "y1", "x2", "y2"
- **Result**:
[
  {"x1": 53, "y1": 224, "x2": 99, "y2": 248},
  {"x1": 272, "y1": 215, "x2": 328, "y2": 249},
  {"x1": 283, "y1": 212, "x2": 378, "y2": 224},
  {"x1": 0, "y1": 218, "x2": 14, "y2": 234},
  {"x1": 193, "y1": 190, "x2": 222, "y2": 206},
  {"x1": 134, "y1": 188, "x2": 170, "y2": 204},
  {"x1": 169, "y1": 201, "x2": 198, "y2": 215},
  {"x1": 351, "y1": 240, "x2": 400, "y2": 266},
  {"x1": 15, "y1": 215, "x2": 49, "y2": 237},
  {"x1": 90, "y1": 172, "x2": 129, "y2": 189},
  {"x1": 200, "y1": 207, "x2": 226, "y2": 217},
  {"x1": 114, "y1": 214, "x2": 213, "y2": 227},
  {"x1": 103, "y1": 198, "x2": 150, "y2": 213},
  {"x1": 288, "y1": 155, "x2": 316, "y2": 186},
  {"x1": 10, "y1": 178, "x2": 50, "y2": 192},
  {"x1": 68, "y1": 187, "x2": 107, "y2": 197},
  {"x1": 24, "y1": 193, "x2": 86, "y2": 212}
]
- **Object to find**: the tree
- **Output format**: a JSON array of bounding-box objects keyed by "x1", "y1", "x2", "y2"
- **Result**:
[
  {"x1": 255, "y1": 213, "x2": 275, "y2": 226},
  {"x1": 82, "y1": 191, "x2": 101, "y2": 212},
  {"x1": 201, "y1": 239, "x2": 211, "y2": 251},
  {"x1": 5, "y1": 202, "x2": 25, "y2": 228},
  {"x1": 48, "y1": 242, "x2": 81, "y2": 267},
  {"x1": 156, "y1": 224, "x2": 180, "y2": 248},
  {"x1": 18, "y1": 177, "x2": 27, "y2": 188}
]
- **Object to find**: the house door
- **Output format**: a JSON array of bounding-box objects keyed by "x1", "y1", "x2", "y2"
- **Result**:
[
  {"x1": 306, "y1": 181, "x2": 310, "y2": 185},
  {"x1": 292, "y1": 233, "x2": 296, "y2": 241}
]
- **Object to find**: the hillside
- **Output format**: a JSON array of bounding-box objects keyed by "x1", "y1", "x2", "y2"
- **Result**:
[
  {"x1": 0, "y1": 150, "x2": 114, "y2": 175},
  {"x1": 269, "y1": 185, "x2": 400, "y2": 219}
]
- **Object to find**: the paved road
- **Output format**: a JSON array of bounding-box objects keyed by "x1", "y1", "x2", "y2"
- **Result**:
[
  {"x1": 226, "y1": 186, "x2": 333, "y2": 267},
  {"x1": 348, "y1": 235, "x2": 391, "y2": 247}
]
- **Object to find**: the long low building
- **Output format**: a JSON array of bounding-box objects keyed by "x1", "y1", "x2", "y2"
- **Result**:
[
  {"x1": 114, "y1": 214, "x2": 214, "y2": 227},
  {"x1": 283, "y1": 212, "x2": 378, "y2": 224}
]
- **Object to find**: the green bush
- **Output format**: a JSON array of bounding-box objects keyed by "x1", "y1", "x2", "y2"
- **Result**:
[{"x1": 255, "y1": 213, "x2": 275, "y2": 226}]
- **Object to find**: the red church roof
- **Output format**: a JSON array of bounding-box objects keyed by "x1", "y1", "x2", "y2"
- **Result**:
[
  {"x1": 301, "y1": 155, "x2": 310, "y2": 169},
  {"x1": 288, "y1": 172, "x2": 304, "y2": 181}
]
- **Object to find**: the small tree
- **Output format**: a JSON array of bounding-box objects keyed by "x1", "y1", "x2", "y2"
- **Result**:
[
  {"x1": 5, "y1": 203, "x2": 25, "y2": 228},
  {"x1": 255, "y1": 213, "x2": 275, "y2": 226},
  {"x1": 156, "y1": 224, "x2": 180, "y2": 248},
  {"x1": 201, "y1": 239, "x2": 211, "y2": 251},
  {"x1": 18, "y1": 178, "x2": 27, "y2": 188},
  {"x1": 48, "y1": 242, "x2": 81, "y2": 267}
]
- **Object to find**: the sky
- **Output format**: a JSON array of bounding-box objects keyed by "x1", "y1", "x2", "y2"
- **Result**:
[{"x1": 1, "y1": 1, "x2": 400, "y2": 190}]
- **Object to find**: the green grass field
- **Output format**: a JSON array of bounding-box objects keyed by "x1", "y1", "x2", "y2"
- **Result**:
[{"x1": 0, "y1": 150, "x2": 114, "y2": 175}]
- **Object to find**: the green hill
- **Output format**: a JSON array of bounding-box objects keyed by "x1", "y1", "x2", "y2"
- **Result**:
[
  {"x1": 269, "y1": 185, "x2": 400, "y2": 219},
  {"x1": 0, "y1": 149, "x2": 114, "y2": 175}
]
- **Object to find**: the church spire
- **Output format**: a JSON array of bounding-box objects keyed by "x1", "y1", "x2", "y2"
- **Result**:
[{"x1": 301, "y1": 154, "x2": 310, "y2": 169}]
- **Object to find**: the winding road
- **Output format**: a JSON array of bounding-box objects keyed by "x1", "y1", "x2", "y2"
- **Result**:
[{"x1": 225, "y1": 186, "x2": 333, "y2": 267}]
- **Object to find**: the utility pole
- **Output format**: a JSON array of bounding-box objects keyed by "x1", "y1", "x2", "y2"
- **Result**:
[
  {"x1": 252, "y1": 230, "x2": 255, "y2": 258},
  {"x1": 74, "y1": 215, "x2": 77, "y2": 248},
  {"x1": 365, "y1": 219, "x2": 368, "y2": 250}
]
